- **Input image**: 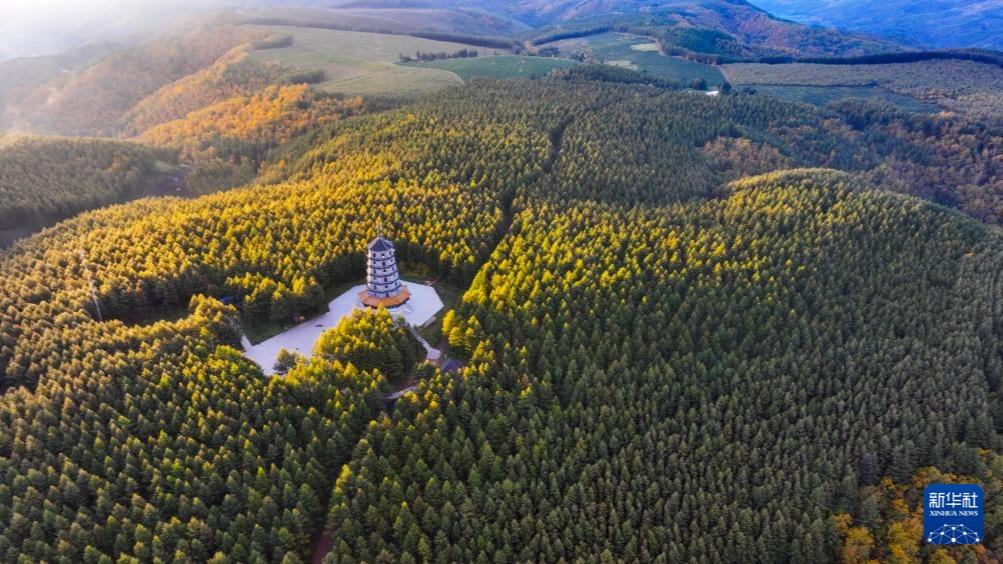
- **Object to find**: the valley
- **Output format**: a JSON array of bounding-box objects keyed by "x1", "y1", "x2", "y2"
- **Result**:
[{"x1": 543, "y1": 31, "x2": 726, "y2": 87}]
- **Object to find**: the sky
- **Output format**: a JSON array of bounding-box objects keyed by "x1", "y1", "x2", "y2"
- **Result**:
[{"x1": 0, "y1": 0, "x2": 242, "y2": 60}]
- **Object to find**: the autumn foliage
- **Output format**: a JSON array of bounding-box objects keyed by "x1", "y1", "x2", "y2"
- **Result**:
[
  {"x1": 0, "y1": 25, "x2": 271, "y2": 136},
  {"x1": 120, "y1": 44, "x2": 287, "y2": 136}
]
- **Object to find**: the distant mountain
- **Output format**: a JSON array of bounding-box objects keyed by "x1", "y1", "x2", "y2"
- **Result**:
[
  {"x1": 333, "y1": 0, "x2": 902, "y2": 57},
  {"x1": 0, "y1": 0, "x2": 375, "y2": 61},
  {"x1": 748, "y1": 0, "x2": 1003, "y2": 50},
  {"x1": 0, "y1": 43, "x2": 120, "y2": 111},
  {"x1": 2, "y1": 0, "x2": 906, "y2": 62},
  {"x1": 525, "y1": 0, "x2": 902, "y2": 59},
  {"x1": 233, "y1": 5, "x2": 530, "y2": 37}
]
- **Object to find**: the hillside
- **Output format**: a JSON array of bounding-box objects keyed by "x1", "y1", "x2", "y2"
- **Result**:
[
  {"x1": 243, "y1": 25, "x2": 490, "y2": 97},
  {"x1": 0, "y1": 79, "x2": 1000, "y2": 561},
  {"x1": 749, "y1": 0, "x2": 1003, "y2": 50},
  {"x1": 0, "y1": 135, "x2": 175, "y2": 247},
  {"x1": 640, "y1": 0, "x2": 901, "y2": 58},
  {"x1": 118, "y1": 43, "x2": 289, "y2": 137},
  {"x1": 0, "y1": 43, "x2": 119, "y2": 112},
  {"x1": 722, "y1": 58, "x2": 1003, "y2": 122},
  {"x1": 233, "y1": 6, "x2": 530, "y2": 37},
  {"x1": 0, "y1": 25, "x2": 271, "y2": 136},
  {"x1": 137, "y1": 85, "x2": 365, "y2": 194}
]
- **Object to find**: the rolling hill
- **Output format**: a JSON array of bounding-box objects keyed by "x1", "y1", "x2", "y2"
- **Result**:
[
  {"x1": 0, "y1": 135, "x2": 176, "y2": 247},
  {"x1": 1, "y1": 6, "x2": 1001, "y2": 562},
  {"x1": 0, "y1": 25, "x2": 272, "y2": 136},
  {"x1": 233, "y1": 5, "x2": 530, "y2": 37},
  {"x1": 0, "y1": 79, "x2": 1000, "y2": 562},
  {"x1": 326, "y1": 0, "x2": 903, "y2": 57},
  {"x1": 0, "y1": 9, "x2": 525, "y2": 138},
  {"x1": 137, "y1": 84, "x2": 365, "y2": 194}
]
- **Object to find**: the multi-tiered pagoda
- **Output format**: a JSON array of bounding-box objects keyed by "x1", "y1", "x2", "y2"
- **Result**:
[{"x1": 359, "y1": 233, "x2": 411, "y2": 308}]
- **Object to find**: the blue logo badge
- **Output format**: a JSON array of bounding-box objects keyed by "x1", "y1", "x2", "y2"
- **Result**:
[{"x1": 923, "y1": 484, "x2": 984, "y2": 545}]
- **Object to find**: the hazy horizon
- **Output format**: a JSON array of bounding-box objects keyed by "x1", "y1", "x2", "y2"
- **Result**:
[{"x1": 0, "y1": 0, "x2": 267, "y2": 61}]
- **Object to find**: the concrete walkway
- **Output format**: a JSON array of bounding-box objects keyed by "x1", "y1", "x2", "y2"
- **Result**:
[
  {"x1": 409, "y1": 327, "x2": 442, "y2": 362},
  {"x1": 243, "y1": 282, "x2": 443, "y2": 374}
]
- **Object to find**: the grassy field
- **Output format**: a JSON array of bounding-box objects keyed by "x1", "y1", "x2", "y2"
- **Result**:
[
  {"x1": 552, "y1": 32, "x2": 725, "y2": 87},
  {"x1": 404, "y1": 55, "x2": 579, "y2": 79},
  {"x1": 245, "y1": 25, "x2": 491, "y2": 97},
  {"x1": 747, "y1": 84, "x2": 940, "y2": 112}
]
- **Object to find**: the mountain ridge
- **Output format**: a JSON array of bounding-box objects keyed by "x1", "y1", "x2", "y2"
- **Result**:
[{"x1": 749, "y1": 0, "x2": 1003, "y2": 50}]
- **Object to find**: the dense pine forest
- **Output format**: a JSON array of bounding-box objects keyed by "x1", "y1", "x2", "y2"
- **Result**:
[
  {"x1": 0, "y1": 75, "x2": 1001, "y2": 562},
  {"x1": 0, "y1": 135, "x2": 174, "y2": 233},
  {"x1": 137, "y1": 85, "x2": 365, "y2": 194},
  {"x1": 722, "y1": 59, "x2": 1003, "y2": 122}
]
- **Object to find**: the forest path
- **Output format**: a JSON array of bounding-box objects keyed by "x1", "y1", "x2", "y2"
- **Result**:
[{"x1": 546, "y1": 120, "x2": 566, "y2": 173}]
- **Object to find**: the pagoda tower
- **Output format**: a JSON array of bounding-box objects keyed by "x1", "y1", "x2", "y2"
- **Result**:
[{"x1": 359, "y1": 233, "x2": 411, "y2": 308}]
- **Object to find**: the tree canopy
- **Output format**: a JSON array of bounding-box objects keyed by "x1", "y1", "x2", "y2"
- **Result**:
[{"x1": 0, "y1": 79, "x2": 1000, "y2": 562}]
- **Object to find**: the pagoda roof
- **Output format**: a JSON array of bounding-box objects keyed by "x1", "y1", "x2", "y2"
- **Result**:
[{"x1": 367, "y1": 236, "x2": 394, "y2": 252}]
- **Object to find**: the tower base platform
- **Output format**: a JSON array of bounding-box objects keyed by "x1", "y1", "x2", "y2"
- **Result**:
[{"x1": 359, "y1": 286, "x2": 411, "y2": 308}]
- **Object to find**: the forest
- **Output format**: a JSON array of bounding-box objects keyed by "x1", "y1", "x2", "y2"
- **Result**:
[
  {"x1": 0, "y1": 76, "x2": 1001, "y2": 562},
  {"x1": 137, "y1": 85, "x2": 365, "y2": 194},
  {"x1": 722, "y1": 58, "x2": 1003, "y2": 121},
  {"x1": 0, "y1": 135, "x2": 173, "y2": 232},
  {"x1": 335, "y1": 168, "x2": 1002, "y2": 562},
  {"x1": 750, "y1": 48, "x2": 1003, "y2": 68}
]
